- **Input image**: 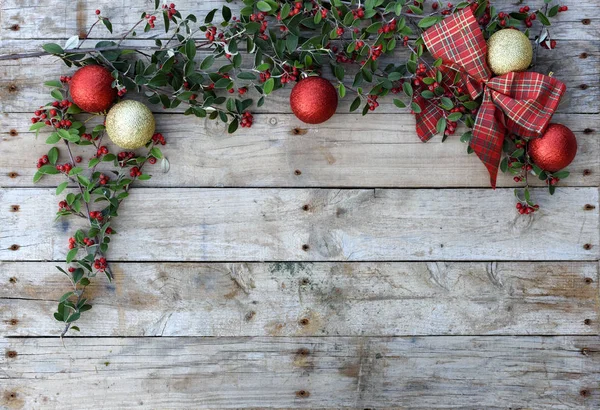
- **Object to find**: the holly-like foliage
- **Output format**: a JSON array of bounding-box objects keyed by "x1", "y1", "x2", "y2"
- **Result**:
[{"x1": 24, "y1": 0, "x2": 571, "y2": 334}]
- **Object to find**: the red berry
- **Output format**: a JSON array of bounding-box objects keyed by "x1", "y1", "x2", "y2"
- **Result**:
[{"x1": 95, "y1": 9, "x2": 101, "y2": 15}]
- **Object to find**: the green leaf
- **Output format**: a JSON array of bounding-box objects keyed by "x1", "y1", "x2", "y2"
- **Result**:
[
  {"x1": 447, "y1": 112, "x2": 462, "y2": 122},
  {"x1": 53, "y1": 312, "x2": 64, "y2": 322},
  {"x1": 263, "y1": 78, "x2": 275, "y2": 94},
  {"x1": 39, "y1": 164, "x2": 60, "y2": 175},
  {"x1": 33, "y1": 171, "x2": 43, "y2": 183},
  {"x1": 88, "y1": 158, "x2": 100, "y2": 168},
  {"x1": 403, "y1": 82, "x2": 413, "y2": 97},
  {"x1": 222, "y1": 5, "x2": 232, "y2": 22},
  {"x1": 47, "y1": 147, "x2": 59, "y2": 165},
  {"x1": 338, "y1": 83, "x2": 346, "y2": 98},
  {"x1": 436, "y1": 117, "x2": 447, "y2": 135},
  {"x1": 79, "y1": 304, "x2": 92, "y2": 313},
  {"x1": 200, "y1": 55, "x2": 215, "y2": 70},
  {"x1": 60, "y1": 292, "x2": 74, "y2": 303},
  {"x1": 511, "y1": 148, "x2": 524, "y2": 158},
  {"x1": 349, "y1": 96, "x2": 361, "y2": 112},
  {"x1": 411, "y1": 102, "x2": 422, "y2": 113},
  {"x1": 138, "y1": 174, "x2": 151, "y2": 180},
  {"x1": 553, "y1": 170, "x2": 570, "y2": 179},
  {"x1": 256, "y1": 1, "x2": 271, "y2": 12},
  {"x1": 417, "y1": 16, "x2": 442, "y2": 29},
  {"x1": 439, "y1": 97, "x2": 454, "y2": 110},
  {"x1": 45, "y1": 132, "x2": 61, "y2": 144},
  {"x1": 66, "y1": 248, "x2": 78, "y2": 263},
  {"x1": 68, "y1": 167, "x2": 83, "y2": 176},
  {"x1": 228, "y1": 119, "x2": 239, "y2": 134},
  {"x1": 56, "y1": 181, "x2": 68, "y2": 195},
  {"x1": 500, "y1": 157, "x2": 508, "y2": 173},
  {"x1": 185, "y1": 39, "x2": 196, "y2": 60},
  {"x1": 70, "y1": 326, "x2": 81, "y2": 331},
  {"x1": 548, "y1": 5, "x2": 559, "y2": 17},
  {"x1": 66, "y1": 312, "x2": 81, "y2": 323},
  {"x1": 43, "y1": 43, "x2": 64, "y2": 55},
  {"x1": 204, "y1": 8, "x2": 217, "y2": 23},
  {"x1": 102, "y1": 18, "x2": 113, "y2": 33},
  {"x1": 150, "y1": 147, "x2": 163, "y2": 159},
  {"x1": 280, "y1": 3, "x2": 291, "y2": 19},
  {"x1": 408, "y1": 5, "x2": 423, "y2": 14},
  {"x1": 393, "y1": 99, "x2": 406, "y2": 109},
  {"x1": 536, "y1": 11, "x2": 551, "y2": 26}
]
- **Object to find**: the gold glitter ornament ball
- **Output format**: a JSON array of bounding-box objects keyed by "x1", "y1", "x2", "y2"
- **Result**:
[
  {"x1": 487, "y1": 29, "x2": 532, "y2": 76},
  {"x1": 106, "y1": 100, "x2": 155, "y2": 149}
]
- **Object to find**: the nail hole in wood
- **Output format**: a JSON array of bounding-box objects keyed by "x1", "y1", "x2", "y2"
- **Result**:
[
  {"x1": 294, "y1": 169, "x2": 302, "y2": 176},
  {"x1": 579, "y1": 52, "x2": 588, "y2": 59},
  {"x1": 244, "y1": 311, "x2": 256, "y2": 321},
  {"x1": 583, "y1": 319, "x2": 592, "y2": 325},
  {"x1": 580, "y1": 389, "x2": 589, "y2": 397},
  {"x1": 584, "y1": 277, "x2": 593, "y2": 284},
  {"x1": 10, "y1": 205, "x2": 20, "y2": 212},
  {"x1": 582, "y1": 19, "x2": 591, "y2": 25},
  {"x1": 295, "y1": 390, "x2": 310, "y2": 398},
  {"x1": 302, "y1": 204, "x2": 310, "y2": 211},
  {"x1": 581, "y1": 348, "x2": 590, "y2": 356},
  {"x1": 9, "y1": 277, "x2": 17, "y2": 283},
  {"x1": 10, "y1": 24, "x2": 19, "y2": 31},
  {"x1": 5, "y1": 350, "x2": 17, "y2": 358},
  {"x1": 583, "y1": 244, "x2": 592, "y2": 250},
  {"x1": 583, "y1": 128, "x2": 594, "y2": 134},
  {"x1": 300, "y1": 278, "x2": 310, "y2": 286},
  {"x1": 9, "y1": 129, "x2": 18, "y2": 136},
  {"x1": 8, "y1": 172, "x2": 19, "y2": 178},
  {"x1": 296, "y1": 348, "x2": 309, "y2": 356},
  {"x1": 302, "y1": 244, "x2": 309, "y2": 251},
  {"x1": 9, "y1": 244, "x2": 20, "y2": 251},
  {"x1": 583, "y1": 169, "x2": 592, "y2": 176},
  {"x1": 299, "y1": 318, "x2": 310, "y2": 326},
  {"x1": 8, "y1": 319, "x2": 18, "y2": 326},
  {"x1": 579, "y1": 84, "x2": 589, "y2": 90},
  {"x1": 291, "y1": 127, "x2": 307, "y2": 135},
  {"x1": 584, "y1": 204, "x2": 596, "y2": 210},
  {"x1": 8, "y1": 85, "x2": 17, "y2": 93}
]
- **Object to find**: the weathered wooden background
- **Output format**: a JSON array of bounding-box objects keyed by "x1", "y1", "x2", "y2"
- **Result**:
[{"x1": 1, "y1": 0, "x2": 599, "y2": 408}]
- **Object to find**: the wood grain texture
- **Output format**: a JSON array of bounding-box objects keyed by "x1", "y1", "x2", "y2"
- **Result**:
[
  {"x1": 2, "y1": 112, "x2": 598, "y2": 188},
  {"x1": 1, "y1": 336, "x2": 599, "y2": 409},
  {"x1": 1, "y1": 0, "x2": 597, "y2": 41},
  {"x1": 1, "y1": 39, "x2": 598, "y2": 114},
  {"x1": 1, "y1": 261, "x2": 597, "y2": 337},
  {"x1": 1, "y1": 187, "x2": 598, "y2": 262}
]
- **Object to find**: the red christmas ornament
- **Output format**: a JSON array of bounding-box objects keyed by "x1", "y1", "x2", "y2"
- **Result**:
[
  {"x1": 529, "y1": 123, "x2": 577, "y2": 172},
  {"x1": 290, "y1": 76, "x2": 338, "y2": 124},
  {"x1": 69, "y1": 65, "x2": 117, "y2": 113}
]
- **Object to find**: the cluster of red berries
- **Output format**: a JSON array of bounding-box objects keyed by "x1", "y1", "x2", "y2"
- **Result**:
[
  {"x1": 97, "y1": 145, "x2": 109, "y2": 157},
  {"x1": 318, "y1": 7, "x2": 328, "y2": 19},
  {"x1": 205, "y1": 26, "x2": 217, "y2": 41},
  {"x1": 56, "y1": 163, "x2": 73, "y2": 174},
  {"x1": 468, "y1": 1, "x2": 492, "y2": 25},
  {"x1": 98, "y1": 174, "x2": 110, "y2": 185},
  {"x1": 238, "y1": 87, "x2": 248, "y2": 95},
  {"x1": 36, "y1": 154, "x2": 49, "y2": 169},
  {"x1": 68, "y1": 237, "x2": 76, "y2": 249},
  {"x1": 516, "y1": 202, "x2": 539, "y2": 214},
  {"x1": 94, "y1": 257, "x2": 108, "y2": 271},
  {"x1": 249, "y1": 11, "x2": 266, "y2": 22},
  {"x1": 240, "y1": 111, "x2": 254, "y2": 128},
  {"x1": 89, "y1": 211, "x2": 103, "y2": 221},
  {"x1": 58, "y1": 200, "x2": 70, "y2": 211},
  {"x1": 281, "y1": 64, "x2": 300, "y2": 84},
  {"x1": 541, "y1": 39, "x2": 557, "y2": 49},
  {"x1": 83, "y1": 237, "x2": 95, "y2": 247},
  {"x1": 130, "y1": 166, "x2": 143, "y2": 178},
  {"x1": 369, "y1": 44, "x2": 384, "y2": 61},
  {"x1": 152, "y1": 132, "x2": 166, "y2": 145},
  {"x1": 259, "y1": 70, "x2": 271, "y2": 83},
  {"x1": 558, "y1": 5, "x2": 568, "y2": 12},
  {"x1": 352, "y1": 7, "x2": 365, "y2": 19},
  {"x1": 162, "y1": 3, "x2": 177, "y2": 19},
  {"x1": 546, "y1": 176, "x2": 561, "y2": 185},
  {"x1": 81, "y1": 133, "x2": 97, "y2": 141},
  {"x1": 377, "y1": 19, "x2": 397, "y2": 34},
  {"x1": 117, "y1": 88, "x2": 127, "y2": 97},
  {"x1": 59, "y1": 75, "x2": 71, "y2": 83},
  {"x1": 367, "y1": 95, "x2": 379, "y2": 111},
  {"x1": 105, "y1": 227, "x2": 113, "y2": 235},
  {"x1": 146, "y1": 14, "x2": 158, "y2": 29},
  {"x1": 283, "y1": 1, "x2": 304, "y2": 18},
  {"x1": 336, "y1": 27, "x2": 344, "y2": 36},
  {"x1": 31, "y1": 100, "x2": 72, "y2": 126},
  {"x1": 117, "y1": 151, "x2": 136, "y2": 166}
]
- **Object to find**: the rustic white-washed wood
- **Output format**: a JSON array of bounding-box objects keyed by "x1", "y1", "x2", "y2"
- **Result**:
[
  {"x1": 1, "y1": 40, "x2": 598, "y2": 114},
  {"x1": 2, "y1": 112, "x2": 598, "y2": 188},
  {"x1": 2, "y1": 0, "x2": 597, "y2": 41},
  {"x1": 1, "y1": 187, "x2": 597, "y2": 262},
  {"x1": 1, "y1": 261, "x2": 597, "y2": 336},
  {"x1": 1, "y1": 336, "x2": 598, "y2": 409}
]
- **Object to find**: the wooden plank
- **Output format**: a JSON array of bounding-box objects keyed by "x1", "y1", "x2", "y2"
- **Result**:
[
  {"x1": 1, "y1": 0, "x2": 597, "y2": 41},
  {"x1": 0, "y1": 187, "x2": 597, "y2": 262},
  {"x1": 1, "y1": 336, "x2": 598, "y2": 409},
  {"x1": 1, "y1": 261, "x2": 597, "y2": 337},
  {"x1": 2, "y1": 112, "x2": 598, "y2": 188},
  {"x1": 1, "y1": 39, "x2": 598, "y2": 114}
]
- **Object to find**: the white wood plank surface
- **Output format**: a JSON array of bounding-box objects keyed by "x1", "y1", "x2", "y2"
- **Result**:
[
  {"x1": 1, "y1": 336, "x2": 598, "y2": 409},
  {"x1": 1, "y1": 261, "x2": 597, "y2": 337},
  {"x1": 2, "y1": 112, "x2": 598, "y2": 188},
  {"x1": 1, "y1": 187, "x2": 598, "y2": 262}
]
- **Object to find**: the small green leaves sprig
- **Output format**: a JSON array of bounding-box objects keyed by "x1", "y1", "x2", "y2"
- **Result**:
[
  {"x1": 499, "y1": 135, "x2": 570, "y2": 214},
  {"x1": 30, "y1": 80, "x2": 166, "y2": 336}
]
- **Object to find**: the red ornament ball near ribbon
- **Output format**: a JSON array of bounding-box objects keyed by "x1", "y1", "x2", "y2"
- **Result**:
[
  {"x1": 529, "y1": 123, "x2": 577, "y2": 172},
  {"x1": 70, "y1": 65, "x2": 117, "y2": 113},
  {"x1": 290, "y1": 76, "x2": 338, "y2": 124}
]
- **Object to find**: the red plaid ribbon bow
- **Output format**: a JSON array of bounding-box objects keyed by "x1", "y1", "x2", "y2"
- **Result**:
[{"x1": 415, "y1": 7, "x2": 566, "y2": 187}]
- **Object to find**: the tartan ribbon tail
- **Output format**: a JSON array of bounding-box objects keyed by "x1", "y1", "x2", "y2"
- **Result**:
[{"x1": 471, "y1": 91, "x2": 506, "y2": 188}]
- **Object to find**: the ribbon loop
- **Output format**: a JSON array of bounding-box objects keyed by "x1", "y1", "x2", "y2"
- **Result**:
[{"x1": 417, "y1": 8, "x2": 566, "y2": 188}]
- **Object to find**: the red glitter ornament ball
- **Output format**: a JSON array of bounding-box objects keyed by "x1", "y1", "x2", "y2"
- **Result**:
[
  {"x1": 290, "y1": 76, "x2": 338, "y2": 124},
  {"x1": 69, "y1": 65, "x2": 117, "y2": 113},
  {"x1": 529, "y1": 123, "x2": 577, "y2": 172}
]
